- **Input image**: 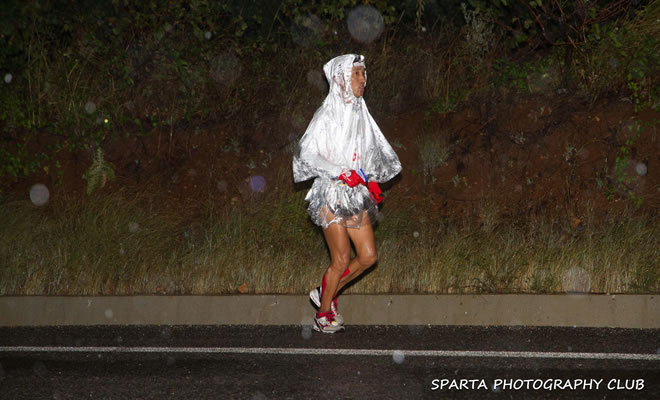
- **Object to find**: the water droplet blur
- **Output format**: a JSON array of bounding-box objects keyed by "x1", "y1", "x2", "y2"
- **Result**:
[
  {"x1": 32, "y1": 361, "x2": 47, "y2": 377},
  {"x1": 301, "y1": 325, "x2": 312, "y2": 340},
  {"x1": 250, "y1": 175, "x2": 266, "y2": 192},
  {"x1": 210, "y1": 52, "x2": 241, "y2": 87},
  {"x1": 204, "y1": 31, "x2": 212, "y2": 40},
  {"x1": 609, "y1": 58, "x2": 619, "y2": 69},
  {"x1": 492, "y1": 385, "x2": 501, "y2": 393},
  {"x1": 561, "y1": 266, "x2": 591, "y2": 293},
  {"x1": 160, "y1": 326, "x2": 172, "y2": 339},
  {"x1": 413, "y1": 231, "x2": 420, "y2": 238},
  {"x1": 306, "y1": 70, "x2": 326, "y2": 92},
  {"x1": 85, "y1": 101, "x2": 96, "y2": 114},
  {"x1": 407, "y1": 325, "x2": 423, "y2": 336},
  {"x1": 117, "y1": 336, "x2": 123, "y2": 344},
  {"x1": 291, "y1": 14, "x2": 322, "y2": 48},
  {"x1": 95, "y1": 116, "x2": 104, "y2": 124},
  {"x1": 4, "y1": 73, "x2": 12, "y2": 84},
  {"x1": 347, "y1": 5, "x2": 384, "y2": 44},
  {"x1": 128, "y1": 222, "x2": 139, "y2": 233},
  {"x1": 250, "y1": 392, "x2": 268, "y2": 400},
  {"x1": 104, "y1": 308, "x2": 113, "y2": 319},
  {"x1": 392, "y1": 350, "x2": 405, "y2": 364},
  {"x1": 29, "y1": 184, "x2": 50, "y2": 206},
  {"x1": 635, "y1": 162, "x2": 647, "y2": 176}
]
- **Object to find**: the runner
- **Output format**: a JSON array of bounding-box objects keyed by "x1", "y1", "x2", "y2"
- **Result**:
[{"x1": 292, "y1": 54, "x2": 402, "y2": 333}]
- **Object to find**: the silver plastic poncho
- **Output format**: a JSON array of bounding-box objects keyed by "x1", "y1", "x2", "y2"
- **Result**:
[{"x1": 293, "y1": 54, "x2": 402, "y2": 229}]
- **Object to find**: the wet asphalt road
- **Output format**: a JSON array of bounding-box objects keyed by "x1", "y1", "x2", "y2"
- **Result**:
[{"x1": 0, "y1": 325, "x2": 658, "y2": 399}]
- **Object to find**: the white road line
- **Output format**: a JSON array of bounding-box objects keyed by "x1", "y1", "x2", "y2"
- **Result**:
[{"x1": 0, "y1": 346, "x2": 659, "y2": 361}]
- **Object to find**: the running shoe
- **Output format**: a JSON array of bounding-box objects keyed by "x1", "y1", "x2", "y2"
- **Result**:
[
  {"x1": 313, "y1": 311, "x2": 344, "y2": 334},
  {"x1": 309, "y1": 286, "x2": 344, "y2": 325}
]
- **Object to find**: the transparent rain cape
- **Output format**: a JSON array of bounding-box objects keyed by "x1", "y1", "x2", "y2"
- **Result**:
[{"x1": 293, "y1": 54, "x2": 402, "y2": 229}]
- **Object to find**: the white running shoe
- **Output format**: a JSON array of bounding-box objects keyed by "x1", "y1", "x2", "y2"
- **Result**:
[
  {"x1": 313, "y1": 311, "x2": 344, "y2": 334},
  {"x1": 309, "y1": 286, "x2": 344, "y2": 325}
]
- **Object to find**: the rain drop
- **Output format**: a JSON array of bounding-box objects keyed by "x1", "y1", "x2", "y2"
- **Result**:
[
  {"x1": 301, "y1": 325, "x2": 312, "y2": 340},
  {"x1": 4, "y1": 73, "x2": 12, "y2": 84},
  {"x1": 392, "y1": 350, "x2": 405, "y2": 364},
  {"x1": 249, "y1": 175, "x2": 266, "y2": 192},
  {"x1": 291, "y1": 14, "x2": 322, "y2": 48},
  {"x1": 609, "y1": 58, "x2": 619, "y2": 69},
  {"x1": 29, "y1": 184, "x2": 50, "y2": 206},
  {"x1": 161, "y1": 327, "x2": 172, "y2": 339},
  {"x1": 104, "y1": 308, "x2": 113, "y2": 319},
  {"x1": 413, "y1": 231, "x2": 420, "y2": 238},
  {"x1": 561, "y1": 267, "x2": 591, "y2": 293},
  {"x1": 210, "y1": 52, "x2": 241, "y2": 87},
  {"x1": 250, "y1": 392, "x2": 268, "y2": 400},
  {"x1": 32, "y1": 361, "x2": 47, "y2": 377},
  {"x1": 635, "y1": 162, "x2": 647, "y2": 176},
  {"x1": 204, "y1": 31, "x2": 212, "y2": 40},
  {"x1": 85, "y1": 101, "x2": 96, "y2": 114},
  {"x1": 306, "y1": 69, "x2": 326, "y2": 92},
  {"x1": 128, "y1": 222, "x2": 139, "y2": 233},
  {"x1": 347, "y1": 5, "x2": 384, "y2": 44}
]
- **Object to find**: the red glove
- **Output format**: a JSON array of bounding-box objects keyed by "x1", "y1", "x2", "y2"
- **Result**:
[
  {"x1": 339, "y1": 169, "x2": 366, "y2": 188},
  {"x1": 367, "y1": 181, "x2": 383, "y2": 204}
]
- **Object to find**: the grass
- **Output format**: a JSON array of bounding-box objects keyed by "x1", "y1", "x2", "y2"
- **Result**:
[{"x1": 1, "y1": 182, "x2": 657, "y2": 295}]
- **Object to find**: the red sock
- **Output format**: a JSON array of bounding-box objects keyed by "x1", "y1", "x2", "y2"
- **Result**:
[
  {"x1": 322, "y1": 268, "x2": 351, "y2": 297},
  {"x1": 316, "y1": 311, "x2": 333, "y2": 318}
]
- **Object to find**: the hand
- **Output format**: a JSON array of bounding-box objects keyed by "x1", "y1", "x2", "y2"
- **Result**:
[
  {"x1": 339, "y1": 169, "x2": 366, "y2": 188},
  {"x1": 367, "y1": 181, "x2": 383, "y2": 204}
]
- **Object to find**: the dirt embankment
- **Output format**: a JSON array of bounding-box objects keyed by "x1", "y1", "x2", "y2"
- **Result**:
[{"x1": 4, "y1": 94, "x2": 658, "y2": 224}]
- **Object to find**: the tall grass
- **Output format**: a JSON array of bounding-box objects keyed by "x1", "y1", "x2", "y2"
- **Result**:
[{"x1": 1, "y1": 181, "x2": 657, "y2": 295}]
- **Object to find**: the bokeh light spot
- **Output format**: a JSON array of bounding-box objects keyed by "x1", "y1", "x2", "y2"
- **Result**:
[
  {"x1": 29, "y1": 184, "x2": 50, "y2": 206},
  {"x1": 562, "y1": 267, "x2": 591, "y2": 293},
  {"x1": 347, "y1": 5, "x2": 384, "y2": 44},
  {"x1": 4, "y1": 73, "x2": 12, "y2": 84},
  {"x1": 85, "y1": 101, "x2": 96, "y2": 114},
  {"x1": 392, "y1": 350, "x2": 405, "y2": 364},
  {"x1": 250, "y1": 175, "x2": 266, "y2": 192},
  {"x1": 635, "y1": 162, "x2": 647, "y2": 176},
  {"x1": 210, "y1": 52, "x2": 241, "y2": 87}
]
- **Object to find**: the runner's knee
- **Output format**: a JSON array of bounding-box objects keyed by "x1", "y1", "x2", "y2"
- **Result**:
[
  {"x1": 330, "y1": 253, "x2": 350, "y2": 273},
  {"x1": 358, "y1": 249, "x2": 377, "y2": 268}
]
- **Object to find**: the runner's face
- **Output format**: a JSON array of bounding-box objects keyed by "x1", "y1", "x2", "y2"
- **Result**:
[{"x1": 351, "y1": 66, "x2": 366, "y2": 98}]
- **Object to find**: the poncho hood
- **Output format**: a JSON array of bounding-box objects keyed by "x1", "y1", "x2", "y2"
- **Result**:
[{"x1": 293, "y1": 54, "x2": 401, "y2": 184}]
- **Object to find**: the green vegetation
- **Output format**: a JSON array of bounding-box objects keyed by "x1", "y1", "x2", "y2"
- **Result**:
[
  {"x1": 1, "y1": 179, "x2": 657, "y2": 295},
  {"x1": 1, "y1": 1, "x2": 658, "y2": 180},
  {"x1": 1, "y1": 1, "x2": 658, "y2": 295}
]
